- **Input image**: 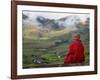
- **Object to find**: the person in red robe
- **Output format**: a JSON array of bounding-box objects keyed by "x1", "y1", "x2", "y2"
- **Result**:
[{"x1": 64, "y1": 34, "x2": 85, "y2": 64}]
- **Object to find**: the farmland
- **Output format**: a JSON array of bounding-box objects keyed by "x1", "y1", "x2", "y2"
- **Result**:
[{"x1": 22, "y1": 25, "x2": 89, "y2": 68}]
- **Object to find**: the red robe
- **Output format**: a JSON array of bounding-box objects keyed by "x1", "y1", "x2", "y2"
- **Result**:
[{"x1": 64, "y1": 39, "x2": 85, "y2": 64}]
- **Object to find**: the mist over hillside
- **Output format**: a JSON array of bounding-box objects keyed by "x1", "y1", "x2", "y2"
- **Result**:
[
  {"x1": 23, "y1": 14, "x2": 89, "y2": 31},
  {"x1": 22, "y1": 14, "x2": 89, "y2": 40}
]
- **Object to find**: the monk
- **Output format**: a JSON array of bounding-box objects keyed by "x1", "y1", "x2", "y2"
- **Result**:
[{"x1": 64, "y1": 34, "x2": 85, "y2": 64}]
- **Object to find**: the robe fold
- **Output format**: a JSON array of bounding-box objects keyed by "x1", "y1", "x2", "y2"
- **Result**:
[{"x1": 64, "y1": 39, "x2": 85, "y2": 64}]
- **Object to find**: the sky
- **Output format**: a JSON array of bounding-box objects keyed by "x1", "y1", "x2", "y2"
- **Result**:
[{"x1": 22, "y1": 11, "x2": 90, "y2": 26}]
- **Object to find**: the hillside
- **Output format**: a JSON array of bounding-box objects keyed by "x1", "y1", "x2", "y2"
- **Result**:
[{"x1": 22, "y1": 15, "x2": 90, "y2": 68}]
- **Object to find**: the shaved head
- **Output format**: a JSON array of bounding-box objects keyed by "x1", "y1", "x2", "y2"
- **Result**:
[{"x1": 72, "y1": 33, "x2": 80, "y2": 40}]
